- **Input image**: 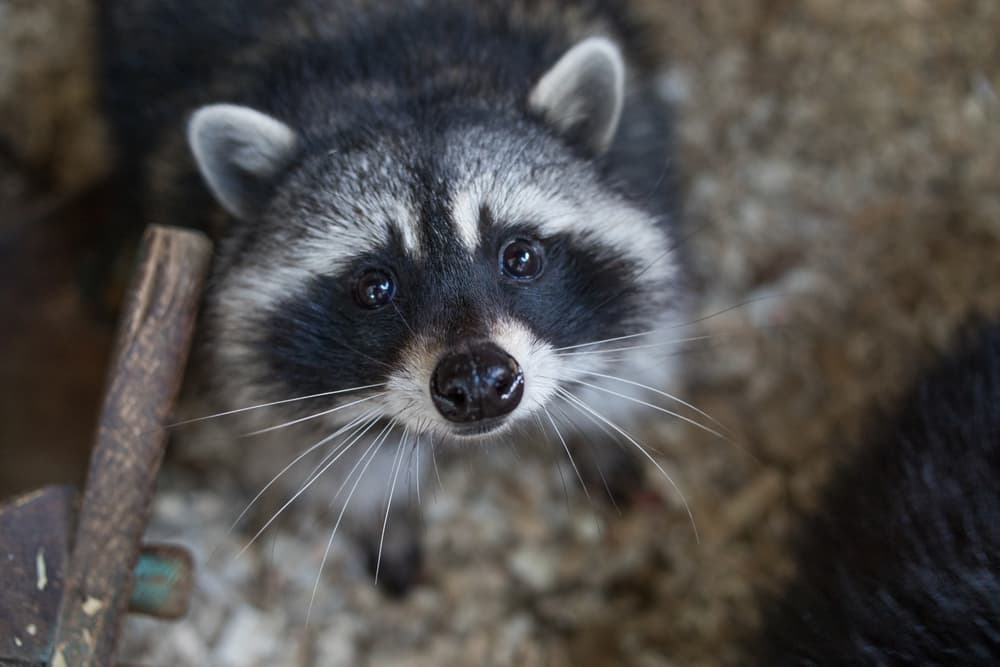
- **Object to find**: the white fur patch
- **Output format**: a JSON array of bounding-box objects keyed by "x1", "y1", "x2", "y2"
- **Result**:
[{"x1": 449, "y1": 187, "x2": 483, "y2": 251}]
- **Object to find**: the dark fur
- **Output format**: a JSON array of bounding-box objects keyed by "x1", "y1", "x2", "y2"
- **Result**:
[
  {"x1": 751, "y1": 323, "x2": 1000, "y2": 665},
  {"x1": 99, "y1": 0, "x2": 673, "y2": 233},
  {"x1": 266, "y1": 224, "x2": 642, "y2": 398}
]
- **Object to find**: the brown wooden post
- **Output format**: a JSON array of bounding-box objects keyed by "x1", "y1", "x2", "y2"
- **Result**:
[{"x1": 50, "y1": 225, "x2": 211, "y2": 667}]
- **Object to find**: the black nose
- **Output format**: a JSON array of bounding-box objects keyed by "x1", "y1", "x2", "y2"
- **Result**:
[{"x1": 431, "y1": 342, "x2": 524, "y2": 423}]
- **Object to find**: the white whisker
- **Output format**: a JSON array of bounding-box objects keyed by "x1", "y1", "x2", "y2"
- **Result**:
[
  {"x1": 566, "y1": 378, "x2": 730, "y2": 443},
  {"x1": 168, "y1": 383, "x2": 387, "y2": 427},
  {"x1": 431, "y1": 439, "x2": 443, "y2": 494},
  {"x1": 303, "y1": 414, "x2": 383, "y2": 489},
  {"x1": 237, "y1": 418, "x2": 388, "y2": 557},
  {"x1": 375, "y1": 427, "x2": 409, "y2": 583},
  {"x1": 306, "y1": 420, "x2": 395, "y2": 625},
  {"x1": 553, "y1": 329, "x2": 661, "y2": 352},
  {"x1": 242, "y1": 392, "x2": 386, "y2": 437},
  {"x1": 552, "y1": 294, "x2": 787, "y2": 353},
  {"x1": 227, "y1": 410, "x2": 376, "y2": 535},
  {"x1": 542, "y1": 406, "x2": 592, "y2": 503},
  {"x1": 536, "y1": 413, "x2": 571, "y2": 508},
  {"x1": 552, "y1": 398, "x2": 622, "y2": 515},
  {"x1": 414, "y1": 424, "x2": 422, "y2": 507},
  {"x1": 575, "y1": 370, "x2": 733, "y2": 436},
  {"x1": 324, "y1": 420, "x2": 396, "y2": 507},
  {"x1": 557, "y1": 388, "x2": 699, "y2": 543},
  {"x1": 555, "y1": 334, "x2": 717, "y2": 357}
]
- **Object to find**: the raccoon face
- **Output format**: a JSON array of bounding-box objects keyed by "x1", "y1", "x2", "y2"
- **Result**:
[{"x1": 190, "y1": 38, "x2": 681, "y2": 442}]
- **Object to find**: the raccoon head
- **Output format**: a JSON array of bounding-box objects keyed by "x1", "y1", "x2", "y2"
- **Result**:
[{"x1": 188, "y1": 37, "x2": 683, "y2": 442}]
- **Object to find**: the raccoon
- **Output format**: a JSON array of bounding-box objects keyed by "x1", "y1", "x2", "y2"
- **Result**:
[
  {"x1": 100, "y1": 0, "x2": 684, "y2": 593},
  {"x1": 750, "y1": 323, "x2": 1000, "y2": 665}
]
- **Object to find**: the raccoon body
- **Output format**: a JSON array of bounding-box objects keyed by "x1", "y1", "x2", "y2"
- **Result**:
[
  {"x1": 101, "y1": 0, "x2": 684, "y2": 591},
  {"x1": 752, "y1": 323, "x2": 1000, "y2": 664}
]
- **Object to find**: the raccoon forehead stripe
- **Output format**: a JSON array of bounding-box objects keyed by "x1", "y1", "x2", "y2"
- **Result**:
[
  {"x1": 390, "y1": 201, "x2": 422, "y2": 257},
  {"x1": 449, "y1": 188, "x2": 483, "y2": 251}
]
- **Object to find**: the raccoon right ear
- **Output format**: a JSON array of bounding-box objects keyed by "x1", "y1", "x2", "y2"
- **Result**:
[
  {"x1": 529, "y1": 37, "x2": 626, "y2": 154},
  {"x1": 187, "y1": 104, "x2": 299, "y2": 219}
]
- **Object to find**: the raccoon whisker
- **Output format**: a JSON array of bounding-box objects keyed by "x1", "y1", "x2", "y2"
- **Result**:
[
  {"x1": 556, "y1": 387, "x2": 700, "y2": 543},
  {"x1": 405, "y1": 419, "x2": 427, "y2": 508},
  {"x1": 227, "y1": 410, "x2": 377, "y2": 535},
  {"x1": 581, "y1": 245, "x2": 676, "y2": 320},
  {"x1": 639, "y1": 160, "x2": 671, "y2": 209},
  {"x1": 553, "y1": 329, "x2": 661, "y2": 352},
  {"x1": 413, "y1": 423, "x2": 423, "y2": 507},
  {"x1": 339, "y1": 340, "x2": 401, "y2": 373},
  {"x1": 585, "y1": 217, "x2": 715, "y2": 320},
  {"x1": 241, "y1": 392, "x2": 387, "y2": 437},
  {"x1": 237, "y1": 418, "x2": 391, "y2": 558},
  {"x1": 565, "y1": 378, "x2": 730, "y2": 443},
  {"x1": 555, "y1": 320, "x2": 789, "y2": 355},
  {"x1": 551, "y1": 399, "x2": 622, "y2": 516},
  {"x1": 324, "y1": 420, "x2": 397, "y2": 510},
  {"x1": 542, "y1": 405, "x2": 592, "y2": 504},
  {"x1": 504, "y1": 428, "x2": 524, "y2": 462},
  {"x1": 536, "y1": 413, "x2": 572, "y2": 510},
  {"x1": 167, "y1": 382, "x2": 388, "y2": 428},
  {"x1": 566, "y1": 354, "x2": 679, "y2": 366},
  {"x1": 306, "y1": 420, "x2": 395, "y2": 626},
  {"x1": 561, "y1": 394, "x2": 634, "y2": 457},
  {"x1": 403, "y1": 431, "x2": 416, "y2": 512},
  {"x1": 555, "y1": 334, "x2": 719, "y2": 356},
  {"x1": 302, "y1": 414, "x2": 384, "y2": 490},
  {"x1": 390, "y1": 300, "x2": 418, "y2": 338},
  {"x1": 550, "y1": 315, "x2": 759, "y2": 353},
  {"x1": 543, "y1": 405, "x2": 605, "y2": 534},
  {"x1": 375, "y1": 426, "x2": 410, "y2": 584},
  {"x1": 675, "y1": 293, "x2": 788, "y2": 329},
  {"x1": 574, "y1": 370, "x2": 734, "y2": 437},
  {"x1": 431, "y1": 438, "x2": 444, "y2": 494},
  {"x1": 562, "y1": 293, "x2": 787, "y2": 354}
]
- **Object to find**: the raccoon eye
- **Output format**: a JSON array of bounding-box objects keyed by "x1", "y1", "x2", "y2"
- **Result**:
[
  {"x1": 500, "y1": 238, "x2": 544, "y2": 280},
  {"x1": 354, "y1": 268, "x2": 396, "y2": 309}
]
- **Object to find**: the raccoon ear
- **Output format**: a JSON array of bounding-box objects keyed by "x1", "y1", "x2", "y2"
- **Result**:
[
  {"x1": 529, "y1": 36, "x2": 625, "y2": 154},
  {"x1": 187, "y1": 104, "x2": 299, "y2": 219}
]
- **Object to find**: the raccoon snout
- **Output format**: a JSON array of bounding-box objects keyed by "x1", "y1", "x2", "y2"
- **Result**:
[{"x1": 431, "y1": 342, "x2": 524, "y2": 423}]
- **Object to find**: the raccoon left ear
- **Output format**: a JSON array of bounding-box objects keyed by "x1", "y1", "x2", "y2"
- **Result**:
[
  {"x1": 529, "y1": 36, "x2": 625, "y2": 154},
  {"x1": 187, "y1": 104, "x2": 299, "y2": 219}
]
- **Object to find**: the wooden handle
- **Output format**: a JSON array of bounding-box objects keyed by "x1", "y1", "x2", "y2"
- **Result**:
[{"x1": 51, "y1": 225, "x2": 212, "y2": 667}]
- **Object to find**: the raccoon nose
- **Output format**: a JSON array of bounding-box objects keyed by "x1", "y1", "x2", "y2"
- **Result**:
[{"x1": 431, "y1": 343, "x2": 524, "y2": 423}]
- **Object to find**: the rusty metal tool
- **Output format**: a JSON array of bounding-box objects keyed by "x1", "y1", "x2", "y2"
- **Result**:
[{"x1": 0, "y1": 225, "x2": 212, "y2": 667}]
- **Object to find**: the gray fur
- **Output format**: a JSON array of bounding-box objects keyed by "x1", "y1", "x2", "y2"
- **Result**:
[
  {"x1": 529, "y1": 36, "x2": 626, "y2": 153},
  {"x1": 102, "y1": 0, "x2": 683, "y2": 593},
  {"x1": 188, "y1": 104, "x2": 299, "y2": 219}
]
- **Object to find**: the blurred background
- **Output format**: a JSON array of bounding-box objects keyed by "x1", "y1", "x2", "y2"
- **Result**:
[{"x1": 2, "y1": 1, "x2": 999, "y2": 665}]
